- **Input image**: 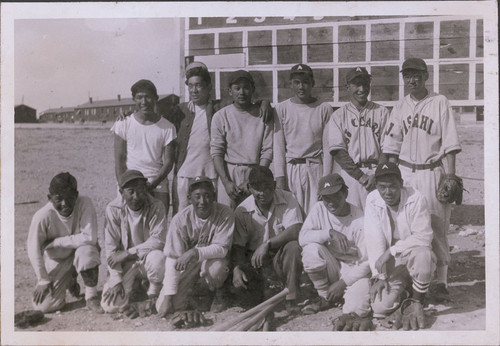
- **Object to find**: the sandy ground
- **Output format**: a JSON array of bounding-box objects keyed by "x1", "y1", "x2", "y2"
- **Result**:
[{"x1": 12, "y1": 122, "x2": 485, "y2": 332}]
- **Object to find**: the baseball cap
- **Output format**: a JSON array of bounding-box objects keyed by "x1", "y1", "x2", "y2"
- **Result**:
[
  {"x1": 346, "y1": 67, "x2": 371, "y2": 84},
  {"x1": 188, "y1": 176, "x2": 214, "y2": 192},
  {"x1": 248, "y1": 166, "x2": 274, "y2": 186},
  {"x1": 318, "y1": 174, "x2": 345, "y2": 196},
  {"x1": 228, "y1": 70, "x2": 254, "y2": 86},
  {"x1": 49, "y1": 172, "x2": 77, "y2": 194},
  {"x1": 401, "y1": 58, "x2": 427, "y2": 72},
  {"x1": 290, "y1": 64, "x2": 314, "y2": 79},
  {"x1": 119, "y1": 170, "x2": 147, "y2": 188},
  {"x1": 186, "y1": 61, "x2": 208, "y2": 73},
  {"x1": 375, "y1": 162, "x2": 402, "y2": 179}
]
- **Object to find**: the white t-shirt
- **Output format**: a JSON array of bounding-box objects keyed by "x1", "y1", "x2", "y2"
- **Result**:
[{"x1": 111, "y1": 113, "x2": 176, "y2": 179}]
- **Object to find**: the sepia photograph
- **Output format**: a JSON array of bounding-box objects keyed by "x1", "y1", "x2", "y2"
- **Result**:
[{"x1": 1, "y1": 1, "x2": 498, "y2": 345}]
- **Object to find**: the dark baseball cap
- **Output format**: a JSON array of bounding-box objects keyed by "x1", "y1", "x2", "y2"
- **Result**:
[
  {"x1": 318, "y1": 174, "x2": 345, "y2": 196},
  {"x1": 248, "y1": 166, "x2": 274, "y2": 186},
  {"x1": 375, "y1": 162, "x2": 402, "y2": 179},
  {"x1": 119, "y1": 170, "x2": 147, "y2": 188},
  {"x1": 49, "y1": 172, "x2": 78, "y2": 194},
  {"x1": 346, "y1": 67, "x2": 371, "y2": 84},
  {"x1": 290, "y1": 64, "x2": 314, "y2": 79},
  {"x1": 188, "y1": 176, "x2": 214, "y2": 192},
  {"x1": 228, "y1": 70, "x2": 254, "y2": 86},
  {"x1": 401, "y1": 58, "x2": 427, "y2": 72}
]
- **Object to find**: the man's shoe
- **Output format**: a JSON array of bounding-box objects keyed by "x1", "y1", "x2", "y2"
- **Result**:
[
  {"x1": 210, "y1": 289, "x2": 229, "y2": 313},
  {"x1": 429, "y1": 283, "x2": 451, "y2": 303},
  {"x1": 284, "y1": 299, "x2": 301, "y2": 316},
  {"x1": 302, "y1": 297, "x2": 333, "y2": 315},
  {"x1": 86, "y1": 297, "x2": 104, "y2": 314},
  {"x1": 67, "y1": 280, "x2": 81, "y2": 299}
]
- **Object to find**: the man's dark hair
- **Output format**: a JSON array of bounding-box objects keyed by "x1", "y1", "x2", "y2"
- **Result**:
[
  {"x1": 49, "y1": 172, "x2": 78, "y2": 195},
  {"x1": 131, "y1": 79, "x2": 158, "y2": 98},
  {"x1": 185, "y1": 67, "x2": 212, "y2": 86}
]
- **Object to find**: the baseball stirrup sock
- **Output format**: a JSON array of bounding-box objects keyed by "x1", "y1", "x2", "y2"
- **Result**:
[
  {"x1": 85, "y1": 286, "x2": 98, "y2": 300},
  {"x1": 412, "y1": 279, "x2": 430, "y2": 294},
  {"x1": 436, "y1": 266, "x2": 448, "y2": 285},
  {"x1": 307, "y1": 269, "x2": 329, "y2": 299}
]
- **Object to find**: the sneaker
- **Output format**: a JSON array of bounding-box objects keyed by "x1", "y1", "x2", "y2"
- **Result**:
[
  {"x1": 210, "y1": 289, "x2": 229, "y2": 313},
  {"x1": 86, "y1": 297, "x2": 104, "y2": 314},
  {"x1": 429, "y1": 283, "x2": 451, "y2": 303},
  {"x1": 302, "y1": 297, "x2": 333, "y2": 315},
  {"x1": 67, "y1": 280, "x2": 81, "y2": 299},
  {"x1": 284, "y1": 299, "x2": 301, "y2": 316}
]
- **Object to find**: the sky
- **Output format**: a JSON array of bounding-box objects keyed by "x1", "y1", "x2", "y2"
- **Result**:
[{"x1": 14, "y1": 18, "x2": 182, "y2": 114}]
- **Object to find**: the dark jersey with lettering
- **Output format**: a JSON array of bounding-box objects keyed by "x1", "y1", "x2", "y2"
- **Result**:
[{"x1": 382, "y1": 92, "x2": 461, "y2": 164}]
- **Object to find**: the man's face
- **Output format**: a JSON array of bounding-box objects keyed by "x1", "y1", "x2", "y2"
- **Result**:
[
  {"x1": 229, "y1": 79, "x2": 254, "y2": 108},
  {"x1": 249, "y1": 181, "x2": 275, "y2": 209},
  {"x1": 321, "y1": 190, "x2": 347, "y2": 216},
  {"x1": 187, "y1": 76, "x2": 211, "y2": 106},
  {"x1": 290, "y1": 74, "x2": 314, "y2": 101},
  {"x1": 48, "y1": 189, "x2": 79, "y2": 217},
  {"x1": 121, "y1": 179, "x2": 148, "y2": 211},
  {"x1": 189, "y1": 183, "x2": 216, "y2": 219},
  {"x1": 347, "y1": 77, "x2": 371, "y2": 105},
  {"x1": 376, "y1": 175, "x2": 402, "y2": 207},
  {"x1": 402, "y1": 70, "x2": 428, "y2": 95},
  {"x1": 133, "y1": 90, "x2": 158, "y2": 115}
]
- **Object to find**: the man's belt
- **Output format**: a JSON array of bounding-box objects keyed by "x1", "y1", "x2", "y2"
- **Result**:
[
  {"x1": 288, "y1": 157, "x2": 322, "y2": 165},
  {"x1": 227, "y1": 162, "x2": 258, "y2": 167},
  {"x1": 356, "y1": 160, "x2": 379, "y2": 169},
  {"x1": 399, "y1": 159, "x2": 442, "y2": 172}
]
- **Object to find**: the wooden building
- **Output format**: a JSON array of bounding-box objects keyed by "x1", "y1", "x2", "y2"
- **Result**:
[{"x1": 14, "y1": 104, "x2": 37, "y2": 123}]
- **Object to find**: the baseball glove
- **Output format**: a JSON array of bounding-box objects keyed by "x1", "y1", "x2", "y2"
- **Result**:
[
  {"x1": 15, "y1": 310, "x2": 45, "y2": 329},
  {"x1": 436, "y1": 174, "x2": 464, "y2": 205},
  {"x1": 332, "y1": 313, "x2": 374, "y2": 331},
  {"x1": 393, "y1": 298, "x2": 425, "y2": 330},
  {"x1": 171, "y1": 310, "x2": 212, "y2": 329}
]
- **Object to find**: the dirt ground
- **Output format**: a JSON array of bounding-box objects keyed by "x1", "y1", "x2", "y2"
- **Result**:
[{"x1": 12, "y1": 122, "x2": 486, "y2": 332}]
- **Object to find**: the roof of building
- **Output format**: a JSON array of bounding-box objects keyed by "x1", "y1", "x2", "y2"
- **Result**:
[
  {"x1": 75, "y1": 94, "x2": 176, "y2": 109},
  {"x1": 40, "y1": 106, "x2": 75, "y2": 115},
  {"x1": 15, "y1": 104, "x2": 36, "y2": 111}
]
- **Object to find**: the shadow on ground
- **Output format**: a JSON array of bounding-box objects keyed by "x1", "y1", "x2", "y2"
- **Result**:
[{"x1": 450, "y1": 204, "x2": 484, "y2": 225}]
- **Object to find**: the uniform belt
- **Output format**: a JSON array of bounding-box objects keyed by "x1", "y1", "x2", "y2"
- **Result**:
[
  {"x1": 356, "y1": 160, "x2": 379, "y2": 169},
  {"x1": 398, "y1": 159, "x2": 442, "y2": 172},
  {"x1": 227, "y1": 162, "x2": 257, "y2": 167},
  {"x1": 288, "y1": 157, "x2": 322, "y2": 165}
]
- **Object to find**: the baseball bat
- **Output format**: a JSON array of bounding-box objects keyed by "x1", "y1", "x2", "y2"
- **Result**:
[
  {"x1": 228, "y1": 298, "x2": 281, "y2": 331},
  {"x1": 210, "y1": 288, "x2": 288, "y2": 331}
]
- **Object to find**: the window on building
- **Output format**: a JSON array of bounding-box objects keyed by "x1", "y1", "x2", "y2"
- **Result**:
[
  {"x1": 439, "y1": 64, "x2": 469, "y2": 100},
  {"x1": 405, "y1": 22, "x2": 434, "y2": 59},
  {"x1": 219, "y1": 32, "x2": 243, "y2": 54},
  {"x1": 277, "y1": 28, "x2": 302, "y2": 64},
  {"x1": 307, "y1": 27, "x2": 333, "y2": 63},
  {"x1": 440, "y1": 20, "x2": 470, "y2": 59},
  {"x1": 371, "y1": 23, "x2": 399, "y2": 61},
  {"x1": 338, "y1": 25, "x2": 366, "y2": 62},
  {"x1": 278, "y1": 70, "x2": 292, "y2": 102},
  {"x1": 371, "y1": 66, "x2": 399, "y2": 101},
  {"x1": 189, "y1": 33, "x2": 215, "y2": 56},
  {"x1": 312, "y1": 68, "x2": 333, "y2": 102},
  {"x1": 476, "y1": 63, "x2": 483, "y2": 100},
  {"x1": 476, "y1": 19, "x2": 483, "y2": 58},
  {"x1": 248, "y1": 30, "x2": 272, "y2": 65}
]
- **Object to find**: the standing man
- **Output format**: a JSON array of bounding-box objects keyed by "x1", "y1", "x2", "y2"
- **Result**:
[
  {"x1": 365, "y1": 162, "x2": 436, "y2": 330},
  {"x1": 273, "y1": 63, "x2": 333, "y2": 214},
  {"x1": 100, "y1": 170, "x2": 166, "y2": 313},
  {"x1": 211, "y1": 70, "x2": 273, "y2": 209},
  {"x1": 27, "y1": 172, "x2": 102, "y2": 313},
  {"x1": 156, "y1": 176, "x2": 235, "y2": 316},
  {"x1": 299, "y1": 174, "x2": 371, "y2": 323},
  {"x1": 112, "y1": 79, "x2": 176, "y2": 214},
  {"x1": 232, "y1": 166, "x2": 304, "y2": 315},
  {"x1": 328, "y1": 67, "x2": 390, "y2": 211},
  {"x1": 383, "y1": 58, "x2": 461, "y2": 301}
]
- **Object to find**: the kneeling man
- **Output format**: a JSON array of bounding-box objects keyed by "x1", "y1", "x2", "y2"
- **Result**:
[
  {"x1": 101, "y1": 170, "x2": 167, "y2": 313},
  {"x1": 27, "y1": 172, "x2": 102, "y2": 313},
  {"x1": 156, "y1": 176, "x2": 235, "y2": 316},
  {"x1": 365, "y1": 162, "x2": 436, "y2": 330}
]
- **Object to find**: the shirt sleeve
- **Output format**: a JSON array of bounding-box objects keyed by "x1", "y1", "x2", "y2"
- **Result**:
[
  {"x1": 197, "y1": 207, "x2": 235, "y2": 261},
  {"x1": 273, "y1": 106, "x2": 287, "y2": 178},
  {"x1": 163, "y1": 121, "x2": 177, "y2": 147},
  {"x1": 210, "y1": 111, "x2": 227, "y2": 158},
  {"x1": 111, "y1": 119, "x2": 127, "y2": 140},
  {"x1": 439, "y1": 97, "x2": 462, "y2": 156},
  {"x1": 164, "y1": 213, "x2": 191, "y2": 259},
  {"x1": 363, "y1": 194, "x2": 389, "y2": 278},
  {"x1": 321, "y1": 103, "x2": 334, "y2": 175},
  {"x1": 260, "y1": 119, "x2": 274, "y2": 162},
  {"x1": 104, "y1": 204, "x2": 126, "y2": 287},
  {"x1": 133, "y1": 200, "x2": 167, "y2": 258},
  {"x1": 281, "y1": 193, "x2": 304, "y2": 229},
  {"x1": 298, "y1": 204, "x2": 331, "y2": 246},
  {"x1": 328, "y1": 108, "x2": 348, "y2": 154},
  {"x1": 381, "y1": 105, "x2": 404, "y2": 156},
  {"x1": 233, "y1": 207, "x2": 249, "y2": 248},
  {"x1": 27, "y1": 211, "x2": 51, "y2": 285},
  {"x1": 51, "y1": 197, "x2": 98, "y2": 249}
]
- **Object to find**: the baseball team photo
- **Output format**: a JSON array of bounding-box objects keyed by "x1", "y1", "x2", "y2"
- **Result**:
[{"x1": 2, "y1": 2, "x2": 498, "y2": 345}]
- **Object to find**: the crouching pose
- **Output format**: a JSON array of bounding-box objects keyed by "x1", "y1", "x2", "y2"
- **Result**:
[
  {"x1": 232, "y1": 166, "x2": 304, "y2": 317},
  {"x1": 101, "y1": 170, "x2": 167, "y2": 313},
  {"x1": 156, "y1": 176, "x2": 235, "y2": 316},
  {"x1": 299, "y1": 174, "x2": 372, "y2": 328},
  {"x1": 365, "y1": 162, "x2": 436, "y2": 330},
  {"x1": 27, "y1": 172, "x2": 102, "y2": 313}
]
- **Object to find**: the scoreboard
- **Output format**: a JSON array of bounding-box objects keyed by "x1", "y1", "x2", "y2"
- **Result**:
[{"x1": 184, "y1": 16, "x2": 484, "y2": 108}]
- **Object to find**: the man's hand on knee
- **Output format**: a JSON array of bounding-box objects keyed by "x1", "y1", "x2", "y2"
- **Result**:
[
  {"x1": 33, "y1": 282, "x2": 53, "y2": 305},
  {"x1": 102, "y1": 283, "x2": 125, "y2": 306},
  {"x1": 232, "y1": 266, "x2": 248, "y2": 289},
  {"x1": 175, "y1": 249, "x2": 199, "y2": 272},
  {"x1": 369, "y1": 278, "x2": 390, "y2": 302}
]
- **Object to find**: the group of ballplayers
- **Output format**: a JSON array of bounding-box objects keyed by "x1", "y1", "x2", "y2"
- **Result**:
[{"x1": 27, "y1": 56, "x2": 461, "y2": 331}]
